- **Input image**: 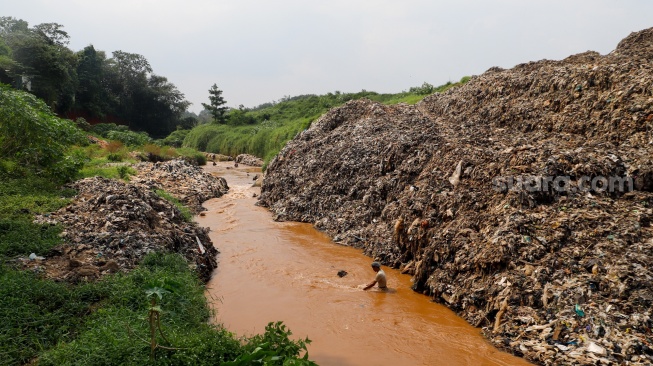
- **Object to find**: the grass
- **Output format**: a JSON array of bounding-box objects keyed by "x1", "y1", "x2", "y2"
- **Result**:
[
  {"x1": 37, "y1": 253, "x2": 244, "y2": 366},
  {"x1": 0, "y1": 174, "x2": 96, "y2": 364},
  {"x1": 74, "y1": 142, "x2": 206, "y2": 181},
  {"x1": 72, "y1": 144, "x2": 138, "y2": 180},
  {"x1": 155, "y1": 189, "x2": 193, "y2": 222},
  {"x1": 0, "y1": 175, "x2": 73, "y2": 257},
  {"x1": 0, "y1": 265, "x2": 103, "y2": 365}
]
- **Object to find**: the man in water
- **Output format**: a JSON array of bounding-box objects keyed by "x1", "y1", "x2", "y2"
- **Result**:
[{"x1": 363, "y1": 262, "x2": 387, "y2": 290}]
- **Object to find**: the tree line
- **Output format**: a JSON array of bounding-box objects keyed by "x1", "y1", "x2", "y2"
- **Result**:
[{"x1": 0, "y1": 17, "x2": 192, "y2": 138}]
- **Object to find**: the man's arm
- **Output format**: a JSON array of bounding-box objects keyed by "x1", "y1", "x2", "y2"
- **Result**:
[{"x1": 363, "y1": 280, "x2": 377, "y2": 291}]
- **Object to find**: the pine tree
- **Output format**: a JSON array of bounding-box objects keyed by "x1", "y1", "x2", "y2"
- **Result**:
[{"x1": 201, "y1": 84, "x2": 228, "y2": 124}]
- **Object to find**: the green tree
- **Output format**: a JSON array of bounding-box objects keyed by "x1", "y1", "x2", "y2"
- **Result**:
[
  {"x1": 135, "y1": 74, "x2": 191, "y2": 137},
  {"x1": 202, "y1": 83, "x2": 228, "y2": 124},
  {"x1": 106, "y1": 50, "x2": 151, "y2": 125},
  {"x1": 75, "y1": 45, "x2": 111, "y2": 118},
  {"x1": 0, "y1": 38, "x2": 15, "y2": 84},
  {"x1": 0, "y1": 18, "x2": 77, "y2": 113}
]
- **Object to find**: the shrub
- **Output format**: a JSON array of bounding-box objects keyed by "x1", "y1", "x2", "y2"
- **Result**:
[
  {"x1": 106, "y1": 141, "x2": 124, "y2": 153},
  {"x1": 75, "y1": 117, "x2": 91, "y2": 131},
  {"x1": 155, "y1": 189, "x2": 192, "y2": 222},
  {"x1": 0, "y1": 85, "x2": 86, "y2": 181},
  {"x1": 107, "y1": 153, "x2": 123, "y2": 162},
  {"x1": 90, "y1": 123, "x2": 129, "y2": 137},
  {"x1": 224, "y1": 321, "x2": 317, "y2": 366},
  {"x1": 159, "y1": 129, "x2": 190, "y2": 148},
  {"x1": 117, "y1": 165, "x2": 136, "y2": 180},
  {"x1": 106, "y1": 130, "x2": 152, "y2": 147}
]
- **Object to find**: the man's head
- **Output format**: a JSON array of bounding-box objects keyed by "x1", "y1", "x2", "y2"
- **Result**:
[{"x1": 371, "y1": 262, "x2": 381, "y2": 272}]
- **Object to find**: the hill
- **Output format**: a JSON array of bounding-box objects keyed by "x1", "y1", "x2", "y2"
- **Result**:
[
  {"x1": 181, "y1": 80, "x2": 469, "y2": 164},
  {"x1": 259, "y1": 28, "x2": 653, "y2": 365}
]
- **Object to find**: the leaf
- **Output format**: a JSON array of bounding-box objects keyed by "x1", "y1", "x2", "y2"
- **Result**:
[{"x1": 145, "y1": 286, "x2": 169, "y2": 300}]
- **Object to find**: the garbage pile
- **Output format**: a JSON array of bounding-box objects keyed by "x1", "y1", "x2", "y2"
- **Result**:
[
  {"x1": 29, "y1": 163, "x2": 225, "y2": 283},
  {"x1": 235, "y1": 153, "x2": 264, "y2": 167},
  {"x1": 132, "y1": 159, "x2": 229, "y2": 214},
  {"x1": 205, "y1": 153, "x2": 233, "y2": 162},
  {"x1": 259, "y1": 27, "x2": 653, "y2": 365}
]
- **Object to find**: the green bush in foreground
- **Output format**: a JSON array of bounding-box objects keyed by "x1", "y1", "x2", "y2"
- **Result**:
[
  {"x1": 37, "y1": 253, "x2": 242, "y2": 366},
  {"x1": 36, "y1": 253, "x2": 314, "y2": 366}
]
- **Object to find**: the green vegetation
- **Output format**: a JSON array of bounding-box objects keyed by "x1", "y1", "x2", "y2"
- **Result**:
[
  {"x1": 155, "y1": 189, "x2": 193, "y2": 222},
  {"x1": 36, "y1": 253, "x2": 244, "y2": 366},
  {"x1": 202, "y1": 84, "x2": 229, "y2": 124},
  {"x1": 224, "y1": 321, "x2": 316, "y2": 366},
  {"x1": 0, "y1": 175, "x2": 73, "y2": 257},
  {"x1": 73, "y1": 143, "x2": 137, "y2": 180},
  {"x1": 90, "y1": 123, "x2": 153, "y2": 147},
  {"x1": 0, "y1": 84, "x2": 87, "y2": 182},
  {"x1": 0, "y1": 263, "x2": 103, "y2": 365},
  {"x1": 0, "y1": 84, "x2": 315, "y2": 365},
  {"x1": 0, "y1": 17, "x2": 190, "y2": 138},
  {"x1": 158, "y1": 129, "x2": 191, "y2": 148},
  {"x1": 181, "y1": 78, "x2": 470, "y2": 166}
]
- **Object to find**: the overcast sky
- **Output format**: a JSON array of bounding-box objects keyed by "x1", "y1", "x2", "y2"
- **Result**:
[{"x1": 3, "y1": 0, "x2": 652, "y2": 113}]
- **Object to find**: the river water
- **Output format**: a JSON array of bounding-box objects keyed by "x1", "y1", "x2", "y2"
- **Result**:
[{"x1": 197, "y1": 163, "x2": 531, "y2": 366}]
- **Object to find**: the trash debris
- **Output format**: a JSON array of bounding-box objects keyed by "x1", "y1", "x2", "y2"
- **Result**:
[
  {"x1": 587, "y1": 342, "x2": 606, "y2": 356},
  {"x1": 337, "y1": 270, "x2": 348, "y2": 277},
  {"x1": 259, "y1": 27, "x2": 653, "y2": 365},
  {"x1": 28, "y1": 160, "x2": 227, "y2": 283},
  {"x1": 131, "y1": 159, "x2": 229, "y2": 214},
  {"x1": 235, "y1": 154, "x2": 263, "y2": 167},
  {"x1": 28, "y1": 253, "x2": 44, "y2": 260}
]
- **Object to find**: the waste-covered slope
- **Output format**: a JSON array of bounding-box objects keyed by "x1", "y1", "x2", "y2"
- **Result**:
[
  {"x1": 30, "y1": 160, "x2": 226, "y2": 283},
  {"x1": 259, "y1": 28, "x2": 653, "y2": 365}
]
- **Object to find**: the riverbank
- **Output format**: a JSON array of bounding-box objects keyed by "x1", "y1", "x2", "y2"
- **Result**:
[
  {"x1": 258, "y1": 28, "x2": 653, "y2": 365},
  {"x1": 0, "y1": 159, "x2": 314, "y2": 365},
  {"x1": 199, "y1": 161, "x2": 531, "y2": 366}
]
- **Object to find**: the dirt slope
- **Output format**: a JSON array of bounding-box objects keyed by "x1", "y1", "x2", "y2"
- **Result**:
[{"x1": 259, "y1": 28, "x2": 653, "y2": 365}]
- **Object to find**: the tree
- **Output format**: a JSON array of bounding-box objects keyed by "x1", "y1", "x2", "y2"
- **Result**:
[
  {"x1": 33, "y1": 23, "x2": 69, "y2": 47},
  {"x1": 75, "y1": 45, "x2": 111, "y2": 117},
  {"x1": 201, "y1": 83, "x2": 228, "y2": 124},
  {"x1": 0, "y1": 18, "x2": 77, "y2": 112},
  {"x1": 0, "y1": 38, "x2": 15, "y2": 84}
]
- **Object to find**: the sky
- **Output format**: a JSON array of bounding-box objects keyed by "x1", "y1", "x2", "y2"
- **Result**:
[{"x1": 2, "y1": 0, "x2": 652, "y2": 113}]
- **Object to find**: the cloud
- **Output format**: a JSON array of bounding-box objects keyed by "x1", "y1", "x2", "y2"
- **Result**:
[{"x1": 4, "y1": 0, "x2": 653, "y2": 112}]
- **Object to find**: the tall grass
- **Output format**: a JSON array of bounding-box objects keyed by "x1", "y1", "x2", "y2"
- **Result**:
[{"x1": 182, "y1": 78, "x2": 471, "y2": 166}]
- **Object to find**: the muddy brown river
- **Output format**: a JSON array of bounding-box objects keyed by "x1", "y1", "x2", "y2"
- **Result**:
[{"x1": 196, "y1": 163, "x2": 531, "y2": 366}]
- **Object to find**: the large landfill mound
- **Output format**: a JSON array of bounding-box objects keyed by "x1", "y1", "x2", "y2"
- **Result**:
[
  {"x1": 259, "y1": 28, "x2": 653, "y2": 365},
  {"x1": 29, "y1": 160, "x2": 228, "y2": 283}
]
